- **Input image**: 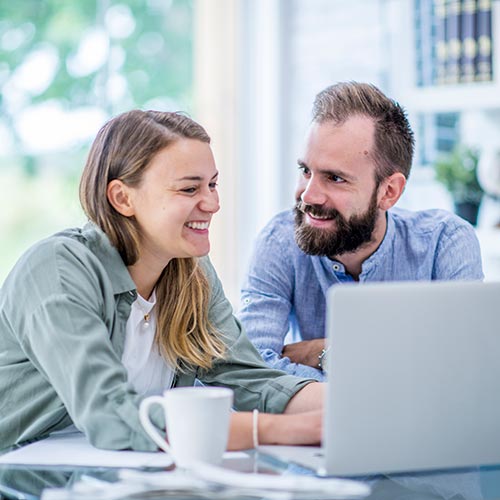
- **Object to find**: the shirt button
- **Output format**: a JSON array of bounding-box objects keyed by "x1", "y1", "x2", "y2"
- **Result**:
[{"x1": 332, "y1": 264, "x2": 341, "y2": 272}]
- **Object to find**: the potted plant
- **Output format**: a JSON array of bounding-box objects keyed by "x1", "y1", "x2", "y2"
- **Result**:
[{"x1": 434, "y1": 145, "x2": 484, "y2": 226}]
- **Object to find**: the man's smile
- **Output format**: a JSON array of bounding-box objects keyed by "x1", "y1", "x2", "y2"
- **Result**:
[{"x1": 307, "y1": 213, "x2": 333, "y2": 220}]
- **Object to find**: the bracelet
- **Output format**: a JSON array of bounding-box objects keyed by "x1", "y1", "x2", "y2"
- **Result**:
[{"x1": 252, "y1": 409, "x2": 259, "y2": 448}]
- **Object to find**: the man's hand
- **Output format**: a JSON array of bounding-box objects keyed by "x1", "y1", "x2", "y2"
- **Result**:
[{"x1": 282, "y1": 338, "x2": 326, "y2": 368}]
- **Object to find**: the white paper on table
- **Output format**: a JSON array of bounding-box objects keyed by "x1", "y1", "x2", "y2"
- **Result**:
[
  {"x1": 41, "y1": 464, "x2": 371, "y2": 500},
  {"x1": 0, "y1": 431, "x2": 173, "y2": 468},
  {"x1": 192, "y1": 462, "x2": 371, "y2": 498}
]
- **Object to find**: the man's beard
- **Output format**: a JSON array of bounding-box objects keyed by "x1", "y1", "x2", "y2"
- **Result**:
[{"x1": 294, "y1": 188, "x2": 379, "y2": 258}]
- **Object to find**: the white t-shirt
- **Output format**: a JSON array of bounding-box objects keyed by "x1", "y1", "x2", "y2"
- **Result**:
[{"x1": 121, "y1": 290, "x2": 174, "y2": 396}]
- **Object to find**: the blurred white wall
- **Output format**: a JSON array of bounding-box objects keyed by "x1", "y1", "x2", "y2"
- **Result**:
[{"x1": 194, "y1": 0, "x2": 500, "y2": 303}]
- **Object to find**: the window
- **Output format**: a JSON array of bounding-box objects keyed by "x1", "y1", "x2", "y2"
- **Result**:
[{"x1": 0, "y1": 0, "x2": 193, "y2": 283}]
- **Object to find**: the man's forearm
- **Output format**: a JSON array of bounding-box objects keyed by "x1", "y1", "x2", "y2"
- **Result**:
[{"x1": 282, "y1": 338, "x2": 326, "y2": 368}]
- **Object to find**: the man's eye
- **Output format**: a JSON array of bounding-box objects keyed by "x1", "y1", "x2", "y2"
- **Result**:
[
  {"x1": 328, "y1": 174, "x2": 344, "y2": 183},
  {"x1": 299, "y1": 166, "x2": 310, "y2": 176},
  {"x1": 209, "y1": 182, "x2": 218, "y2": 190}
]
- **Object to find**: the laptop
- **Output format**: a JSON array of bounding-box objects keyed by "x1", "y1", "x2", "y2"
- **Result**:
[{"x1": 259, "y1": 280, "x2": 500, "y2": 476}]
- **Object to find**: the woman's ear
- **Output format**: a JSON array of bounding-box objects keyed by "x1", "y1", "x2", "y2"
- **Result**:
[
  {"x1": 107, "y1": 180, "x2": 135, "y2": 217},
  {"x1": 378, "y1": 173, "x2": 407, "y2": 211}
]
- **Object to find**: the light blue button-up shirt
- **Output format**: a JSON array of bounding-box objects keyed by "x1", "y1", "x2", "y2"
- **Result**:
[{"x1": 239, "y1": 208, "x2": 484, "y2": 381}]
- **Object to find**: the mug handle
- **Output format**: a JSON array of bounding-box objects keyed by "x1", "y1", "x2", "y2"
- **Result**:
[{"x1": 139, "y1": 396, "x2": 171, "y2": 454}]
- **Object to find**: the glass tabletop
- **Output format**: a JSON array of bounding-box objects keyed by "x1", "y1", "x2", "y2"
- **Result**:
[{"x1": 1, "y1": 445, "x2": 500, "y2": 500}]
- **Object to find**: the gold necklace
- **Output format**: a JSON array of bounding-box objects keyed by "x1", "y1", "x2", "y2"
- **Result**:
[{"x1": 136, "y1": 298, "x2": 153, "y2": 329}]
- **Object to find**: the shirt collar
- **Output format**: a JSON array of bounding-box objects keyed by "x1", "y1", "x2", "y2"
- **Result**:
[
  {"x1": 360, "y1": 211, "x2": 396, "y2": 272},
  {"x1": 324, "y1": 210, "x2": 396, "y2": 274},
  {"x1": 80, "y1": 222, "x2": 137, "y2": 296}
]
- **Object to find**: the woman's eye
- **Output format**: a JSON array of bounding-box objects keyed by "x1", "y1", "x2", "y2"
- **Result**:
[
  {"x1": 209, "y1": 182, "x2": 218, "y2": 190},
  {"x1": 181, "y1": 187, "x2": 197, "y2": 194}
]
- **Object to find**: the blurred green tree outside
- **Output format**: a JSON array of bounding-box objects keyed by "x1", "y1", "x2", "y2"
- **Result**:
[{"x1": 0, "y1": 0, "x2": 193, "y2": 284}]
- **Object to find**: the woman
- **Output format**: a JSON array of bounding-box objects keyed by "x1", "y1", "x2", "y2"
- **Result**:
[{"x1": 0, "y1": 110, "x2": 322, "y2": 451}]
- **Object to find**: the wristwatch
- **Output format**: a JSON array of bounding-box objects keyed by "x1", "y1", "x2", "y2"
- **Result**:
[{"x1": 318, "y1": 347, "x2": 329, "y2": 372}]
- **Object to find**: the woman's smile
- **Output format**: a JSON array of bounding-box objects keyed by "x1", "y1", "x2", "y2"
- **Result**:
[{"x1": 185, "y1": 220, "x2": 211, "y2": 231}]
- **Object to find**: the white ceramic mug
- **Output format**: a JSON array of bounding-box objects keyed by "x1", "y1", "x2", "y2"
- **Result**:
[{"x1": 139, "y1": 386, "x2": 233, "y2": 468}]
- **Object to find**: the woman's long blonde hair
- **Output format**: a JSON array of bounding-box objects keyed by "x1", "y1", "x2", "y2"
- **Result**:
[{"x1": 79, "y1": 110, "x2": 225, "y2": 372}]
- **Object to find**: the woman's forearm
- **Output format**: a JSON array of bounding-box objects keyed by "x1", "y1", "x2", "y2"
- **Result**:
[
  {"x1": 283, "y1": 381, "x2": 325, "y2": 414},
  {"x1": 227, "y1": 410, "x2": 322, "y2": 450}
]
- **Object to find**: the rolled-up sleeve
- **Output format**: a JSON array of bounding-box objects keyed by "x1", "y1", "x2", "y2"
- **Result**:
[
  {"x1": 199, "y1": 258, "x2": 315, "y2": 413},
  {"x1": 239, "y1": 222, "x2": 325, "y2": 380}
]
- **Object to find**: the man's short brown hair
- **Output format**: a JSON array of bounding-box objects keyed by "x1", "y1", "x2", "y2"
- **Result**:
[{"x1": 312, "y1": 81, "x2": 415, "y2": 182}]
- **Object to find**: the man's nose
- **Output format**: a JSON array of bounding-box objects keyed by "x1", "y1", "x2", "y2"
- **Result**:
[{"x1": 300, "y1": 178, "x2": 327, "y2": 206}]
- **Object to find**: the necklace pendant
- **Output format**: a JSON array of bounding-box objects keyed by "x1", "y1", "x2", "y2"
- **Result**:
[{"x1": 143, "y1": 313, "x2": 151, "y2": 328}]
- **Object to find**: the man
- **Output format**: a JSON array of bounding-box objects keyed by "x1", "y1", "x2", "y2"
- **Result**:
[{"x1": 239, "y1": 81, "x2": 483, "y2": 382}]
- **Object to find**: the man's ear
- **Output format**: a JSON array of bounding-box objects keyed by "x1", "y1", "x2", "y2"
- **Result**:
[
  {"x1": 107, "y1": 179, "x2": 135, "y2": 217},
  {"x1": 378, "y1": 173, "x2": 406, "y2": 211}
]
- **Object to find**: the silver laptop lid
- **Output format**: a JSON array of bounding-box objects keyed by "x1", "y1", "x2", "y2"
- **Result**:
[{"x1": 324, "y1": 280, "x2": 500, "y2": 476}]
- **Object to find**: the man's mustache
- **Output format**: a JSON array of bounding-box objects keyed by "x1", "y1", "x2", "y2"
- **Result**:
[{"x1": 295, "y1": 201, "x2": 340, "y2": 220}]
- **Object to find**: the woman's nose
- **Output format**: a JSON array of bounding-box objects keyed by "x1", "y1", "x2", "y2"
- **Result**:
[{"x1": 200, "y1": 190, "x2": 220, "y2": 213}]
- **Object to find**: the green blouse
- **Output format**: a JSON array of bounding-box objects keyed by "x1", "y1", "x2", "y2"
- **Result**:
[{"x1": 0, "y1": 223, "x2": 313, "y2": 451}]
